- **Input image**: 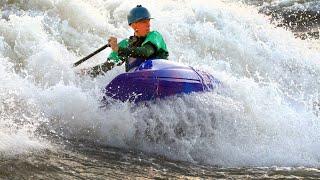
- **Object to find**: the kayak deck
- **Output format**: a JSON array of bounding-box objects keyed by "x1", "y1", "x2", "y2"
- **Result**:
[{"x1": 104, "y1": 59, "x2": 220, "y2": 103}]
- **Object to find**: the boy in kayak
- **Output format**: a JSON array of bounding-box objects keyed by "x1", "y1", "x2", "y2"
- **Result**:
[{"x1": 87, "y1": 5, "x2": 169, "y2": 77}]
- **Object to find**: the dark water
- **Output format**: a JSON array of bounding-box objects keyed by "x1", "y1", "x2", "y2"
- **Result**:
[
  {"x1": 255, "y1": 0, "x2": 320, "y2": 39},
  {"x1": 2, "y1": 142, "x2": 320, "y2": 179}
]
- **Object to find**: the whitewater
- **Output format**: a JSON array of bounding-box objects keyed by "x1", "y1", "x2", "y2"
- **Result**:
[{"x1": 1, "y1": 0, "x2": 320, "y2": 175}]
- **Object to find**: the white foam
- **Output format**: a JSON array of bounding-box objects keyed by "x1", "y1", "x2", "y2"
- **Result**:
[
  {"x1": 0, "y1": 58, "x2": 49, "y2": 155},
  {"x1": 0, "y1": 0, "x2": 320, "y2": 167}
]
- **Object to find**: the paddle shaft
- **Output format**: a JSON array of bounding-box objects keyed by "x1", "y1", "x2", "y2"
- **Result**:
[{"x1": 73, "y1": 44, "x2": 111, "y2": 67}]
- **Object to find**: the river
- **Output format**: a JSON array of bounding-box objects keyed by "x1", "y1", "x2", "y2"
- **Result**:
[{"x1": 0, "y1": 0, "x2": 320, "y2": 179}]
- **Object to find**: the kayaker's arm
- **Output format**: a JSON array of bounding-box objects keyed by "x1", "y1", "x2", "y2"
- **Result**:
[
  {"x1": 118, "y1": 43, "x2": 156, "y2": 59},
  {"x1": 82, "y1": 41, "x2": 155, "y2": 77}
]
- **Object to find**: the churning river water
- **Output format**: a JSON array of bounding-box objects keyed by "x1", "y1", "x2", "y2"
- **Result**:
[{"x1": 0, "y1": 0, "x2": 320, "y2": 179}]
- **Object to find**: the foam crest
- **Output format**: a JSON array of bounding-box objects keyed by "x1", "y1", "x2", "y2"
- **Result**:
[
  {"x1": 0, "y1": 14, "x2": 47, "y2": 63},
  {"x1": 26, "y1": 41, "x2": 76, "y2": 87},
  {"x1": 55, "y1": 0, "x2": 108, "y2": 33}
]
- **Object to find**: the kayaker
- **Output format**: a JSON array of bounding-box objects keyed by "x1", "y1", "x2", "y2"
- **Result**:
[{"x1": 86, "y1": 5, "x2": 169, "y2": 77}]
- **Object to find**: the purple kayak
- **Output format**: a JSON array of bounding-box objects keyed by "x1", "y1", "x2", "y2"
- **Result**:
[{"x1": 104, "y1": 59, "x2": 220, "y2": 103}]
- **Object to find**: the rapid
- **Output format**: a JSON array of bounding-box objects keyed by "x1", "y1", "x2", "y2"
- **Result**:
[{"x1": 1, "y1": 0, "x2": 320, "y2": 178}]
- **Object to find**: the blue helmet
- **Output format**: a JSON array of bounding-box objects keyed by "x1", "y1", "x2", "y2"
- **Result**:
[{"x1": 127, "y1": 5, "x2": 152, "y2": 25}]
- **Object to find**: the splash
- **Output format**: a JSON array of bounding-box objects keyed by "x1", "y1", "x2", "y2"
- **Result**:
[{"x1": 0, "y1": 0, "x2": 319, "y2": 167}]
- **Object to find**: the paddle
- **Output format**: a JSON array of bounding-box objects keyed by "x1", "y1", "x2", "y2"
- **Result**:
[{"x1": 73, "y1": 44, "x2": 110, "y2": 67}]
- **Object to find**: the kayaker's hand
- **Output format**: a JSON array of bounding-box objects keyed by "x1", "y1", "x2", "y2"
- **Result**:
[
  {"x1": 77, "y1": 68, "x2": 89, "y2": 76},
  {"x1": 108, "y1": 37, "x2": 118, "y2": 52}
]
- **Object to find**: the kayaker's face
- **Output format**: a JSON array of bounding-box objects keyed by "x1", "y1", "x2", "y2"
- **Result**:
[{"x1": 130, "y1": 19, "x2": 150, "y2": 37}]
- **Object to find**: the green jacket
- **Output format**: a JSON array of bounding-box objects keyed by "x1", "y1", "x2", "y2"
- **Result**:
[
  {"x1": 89, "y1": 31, "x2": 168, "y2": 77},
  {"x1": 109, "y1": 31, "x2": 168, "y2": 63}
]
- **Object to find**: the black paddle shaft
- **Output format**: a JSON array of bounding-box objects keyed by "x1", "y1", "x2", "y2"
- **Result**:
[{"x1": 73, "y1": 44, "x2": 110, "y2": 67}]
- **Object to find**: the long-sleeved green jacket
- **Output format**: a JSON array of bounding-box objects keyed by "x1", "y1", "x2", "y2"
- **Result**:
[{"x1": 89, "y1": 31, "x2": 168, "y2": 77}]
